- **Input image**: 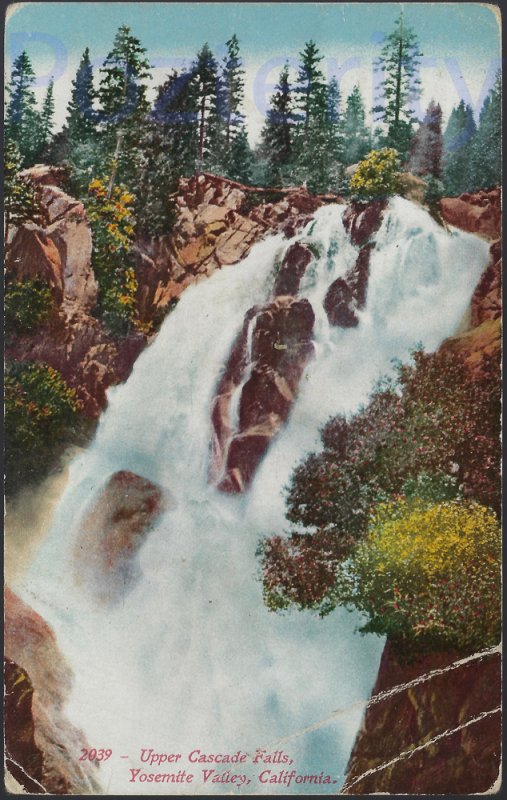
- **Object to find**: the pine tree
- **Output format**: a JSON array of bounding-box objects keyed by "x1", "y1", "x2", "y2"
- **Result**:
[
  {"x1": 227, "y1": 127, "x2": 253, "y2": 183},
  {"x1": 408, "y1": 100, "x2": 443, "y2": 179},
  {"x1": 443, "y1": 101, "x2": 477, "y2": 195},
  {"x1": 443, "y1": 100, "x2": 476, "y2": 153},
  {"x1": 373, "y1": 12, "x2": 422, "y2": 162},
  {"x1": 67, "y1": 48, "x2": 97, "y2": 141},
  {"x1": 260, "y1": 63, "x2": 295, "y2": 186},
  {"x1": 4, "y1": 137, "x2": 44, "y2": 244},
  {"x1": 5, "y1": 51, "x2": 41, "y2": 166},
  {"x1": 33, "y1": 79, "x2": 55, "y2": 161},
  {"x1": 222, "y1": 36, "x2": 244, "y2": 149},
  {"x1": 293, "y1": 40, "x2": 333, "y2": 190},
  {"x1": 98, "y1": 25, "x2": 151, "y2": 196},
  {"x1": 136, "y1": 69, "x2": 198, "y2": 233},
  {"x1": 61, "y1": 48, "x2": 101, "y2": 194},
  {"x1": 342, "y1": 85, "x2": 371, "y2": 165},
  {"x1": 469, "y1": 72, "x2": 501, "y2": 191},
  {"x1": 193, "y1": 43, "x2": 224, "y2": 171}
]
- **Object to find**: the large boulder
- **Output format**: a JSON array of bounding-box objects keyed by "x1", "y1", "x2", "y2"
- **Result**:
[
  {"x1": 4, "y1": 587, "x2": 101, "y2": 793},
  {"x1": 273, "y1": 242, "x2": 313, "y2": 296},
  {"x1": 74, "y1": 470, "x2": 170, "y2": 604},
  {"x1": 325, "y1": 201, "x2": 386, "y2": 327},
  {"x1": 211, "y1": 297, "x2": 315, "y2": 493},
  {"x1": 11, "y1": 166, "x2": 98, "y2": 312}
]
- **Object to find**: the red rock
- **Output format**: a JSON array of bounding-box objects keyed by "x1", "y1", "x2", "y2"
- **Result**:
[
  {"x1": 212, "y1": 297, "x2": 315, "y2": 492},
  {"x1": 4, "y1": 587, "x2": 101, "y2": 793},
  {"x1": 440, "y1": 187, "x2": 501, "y2": 240},
  {"x1": 471, "y1": 240, "x2": 501, "y2": 327},
  {"x1": 273, "y1": 242, "x2": 313, "y2": 296},
  {"x1": 342, "y1": 199, "x2": 388, "y2": 247},
  {"x1": 4, "y1": 658, "x2": 45, "y2": 792},
  {"x1": 74, "y1": 470, "x2": 171, "y2": 604},
  {"x1": 324, "y1": 278, "x2": 358, "y2": 327},
  {"x1": 324, "y1": 195, "x2": 387, "y2": 328},
  {"x1": 134, "y1": 174, "x2": 334, "y2": 324},
  {"x1": 343, "y1": 641, "x2": 501, "y2": 794}
]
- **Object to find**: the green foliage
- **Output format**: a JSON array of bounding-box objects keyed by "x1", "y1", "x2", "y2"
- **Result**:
[
  {"x1": 349, "y1": 148, "x2": 400, "y2": 199},
  {"x1": 342, "y1": 85, "x2": 371, "y2": 166},
  {"x1": 260, "y1": 346, "x2": 500, "y2": 613},
  {"x1": 469, "y1": 71, "x2": 501, "y2": 191},
  {"x1": 260, "y1": 63, "x2": 295, "y2": 186},
  {"x1": 332, "y1": 499, "x2": 501, "y2": 654},
  {"x1": 292, "y1": 42, "x2": 344, "y2": 192},
  {"x1": 423, "y1": 175, "x2": 445, "y2": 206},
  {"x1": 4, "y1": 279, "x2": 54, "y2": 335},
  {"x1": 4, "y1": 361, "x2": 81, "y2": 493},
  {"x1": 5, "y1": 50, "x2": 42, "y2": 166},
  {"x1": 4, "y1": 138, "x2": 45, "y2": 238},
  {"x1": 442, "y1": 100, "x2": 477, "y2": 195},
  {"x1": 86, "y1": 176, "x2": 140, "y2": 335},
  {"x1": 98, "y1": 25, "x2": 152, "y2": 191},
  {"x1": 373, "y1": 13, "x2": 422, "y2": 162}
]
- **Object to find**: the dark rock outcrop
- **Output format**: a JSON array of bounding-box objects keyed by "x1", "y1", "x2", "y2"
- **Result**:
[
  {"x1": 211, "y1": 297, "x2": 315, "y2": 493},
  {"x1": 4, "y1": 658, "x2": 45, "y2": 792},
  {"x1": 471, "y1": 239, "x2": 501, "y2": 327},
  {"x1": 324, "y1": 200, "x2": 387, "y2": 327},
  {"x1": 74, "y1": 470, "x2": 170, "y2": 604},
  {"x1": 343, "y1": 643, "x2": 501, "y2": 794},
  {"x1": 4, "y1": 587, "x2": 101, "y2": 794},
  {"x1": 273, "y1": 242, "x2": 313, "y2": 296}
]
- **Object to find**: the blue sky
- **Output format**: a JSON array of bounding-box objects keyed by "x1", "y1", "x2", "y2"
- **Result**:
[{"x1": 5, "y1": 2, "x2": 502, "y2": 143}]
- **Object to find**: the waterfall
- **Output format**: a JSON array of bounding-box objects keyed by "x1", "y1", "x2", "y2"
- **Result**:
[{"x1": 17, "y1": 197, "x2": 489, "y2": 795}]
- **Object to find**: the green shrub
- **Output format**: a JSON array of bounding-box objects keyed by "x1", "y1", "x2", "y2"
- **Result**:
[
  {"x1": 349, "y1": 148, "x2": 400, "y2": 199},
  {"x1": 4, "y1": 361, "x2": 81, "y2": 494},
  {"x1": 331, "y1": 498, "x2": 501, "y2": 655},
  {"x1": 4, "y1": 279, "x2": 54, "y2": 335}
]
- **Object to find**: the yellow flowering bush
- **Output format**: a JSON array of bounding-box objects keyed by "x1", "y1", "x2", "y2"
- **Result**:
[
  {"x1": 349, "y1": 148, "x2": 400, "y2": 199},
  {"x1": 331, "y1": 498, "x2": 501, "y2": 654},
  {"x1": 86, "y1": 177, "x2": 140, "y2": 335}
]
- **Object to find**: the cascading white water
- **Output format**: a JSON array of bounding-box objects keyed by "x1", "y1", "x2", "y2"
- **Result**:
[{"x1": 17, "y1": 197, "x2": 489, "y2": 794}]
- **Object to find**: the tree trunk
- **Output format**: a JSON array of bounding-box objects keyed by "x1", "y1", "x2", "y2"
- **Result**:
[
  {"x1": 394, "y1": 17, "x2": 404, "y2": 127},
  {"x1": 106, "y1": 130, "x2": 124, "y2": 200}
]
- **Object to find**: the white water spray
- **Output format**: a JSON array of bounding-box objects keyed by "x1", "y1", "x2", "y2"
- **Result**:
[{"x1": 17, "y1": 198, "x2": 489, "y2": 794}]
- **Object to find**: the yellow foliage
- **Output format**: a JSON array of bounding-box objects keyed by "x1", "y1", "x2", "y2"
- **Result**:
[
  {"x1": 347, "y1": 498, "x2": 501, "y2": 652},
  {"x1": 349, "y1": 147, "x2": 400, "y2": 199}
]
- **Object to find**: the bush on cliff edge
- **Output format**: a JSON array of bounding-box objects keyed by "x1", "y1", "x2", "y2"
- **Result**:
[
  {"x1": 329, "y1": 498, "x2": 501, "y2": 654},
  {"x1": 4, "y1": 361, "x2": 82, "y2": 494}
]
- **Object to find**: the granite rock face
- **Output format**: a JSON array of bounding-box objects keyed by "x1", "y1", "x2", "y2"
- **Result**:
[
  {"x1": 4, "y1": 587, "x2": 102, "y2": 794},
  {"x1": 343, "y1": 643, "x2": 501, "y2": 794}
]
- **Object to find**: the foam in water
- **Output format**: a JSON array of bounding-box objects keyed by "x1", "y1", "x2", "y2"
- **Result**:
[{"x1": 17, "y1": 198, "x2": 489, "y2": 794}]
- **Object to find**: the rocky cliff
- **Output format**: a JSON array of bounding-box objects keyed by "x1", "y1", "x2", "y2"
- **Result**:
[
  {"x1": 4, "y1": 587, "x2": 101, "y2": 793},
  {"x1": 6, "y1": 168, "x2": 338, "y2": 420},
  {"x1": 342, "y1": 643, "x2": 501, "y2": 794}
]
